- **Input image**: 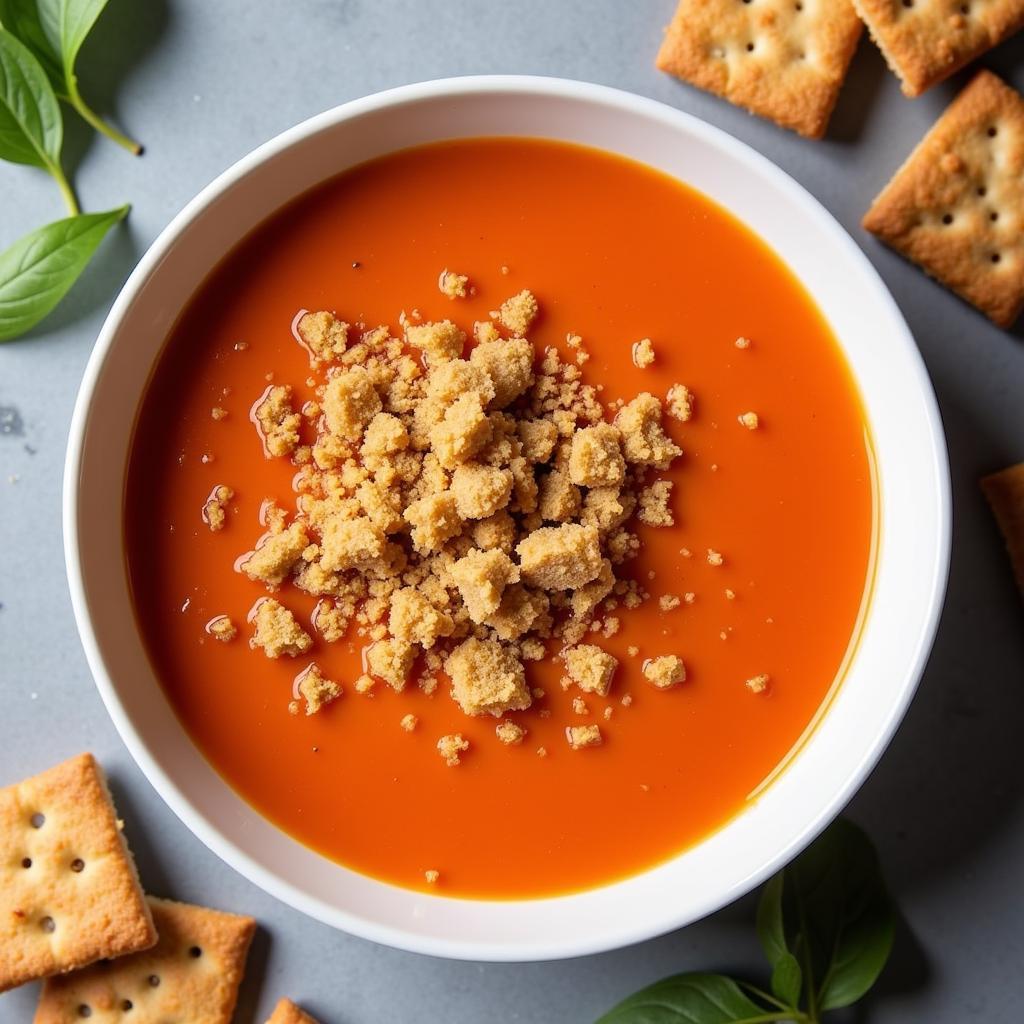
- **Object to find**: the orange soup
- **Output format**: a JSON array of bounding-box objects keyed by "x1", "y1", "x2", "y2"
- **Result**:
[{"x1": 125, "y1": 138, "x2": 875, "y2": 899}]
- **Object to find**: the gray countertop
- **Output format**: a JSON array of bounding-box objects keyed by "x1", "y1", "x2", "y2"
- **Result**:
[{"x1": 1, "y1": 2, "x2": 1023, "y2": 1021}]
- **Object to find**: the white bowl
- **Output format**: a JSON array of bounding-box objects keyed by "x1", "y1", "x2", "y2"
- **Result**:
[{"x1": 64, "y1": 76, "x2": 950, "y2": 962}]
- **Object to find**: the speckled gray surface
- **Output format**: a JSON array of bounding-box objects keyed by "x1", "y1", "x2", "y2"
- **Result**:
[{"x1": 1, "y1": 2, "x2": 1023, "y2": 1021}]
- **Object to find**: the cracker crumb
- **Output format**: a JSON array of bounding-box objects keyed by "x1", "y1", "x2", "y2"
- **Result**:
[
  {"x1": 438, "y1": 269, "x2": 470, "y2": 299},
  {"x1": 568, "y1": 424, "x2": 626, "y2": 488},
  {"x1": 496, "y1": 720, "x2": 526, "y2": 745},
  {"x1": 450, "y1": 548, "x2": 518, "y2": 622},
  {"x1": 323, "y1": 367, "x2": 382, "y2": 439},
  {"x1": 572, "y1": 696, "x2": 588, "y2": 715},
  {"x1": 738, "y1": 411, "x2": 760, "y2": 430},
  {"x1": 564, "y1": 644, "x2": 618, "y2": 697},
  {"x1": 725, "y1": 588, "x2": 736, "y2": 600},
  {"x1": 202, "y1": 484, "x2": 234, "y2": 531},
  {"x1": 296, "y1": 663, "x2": 342, "y2": 714},
  {"x1": 400, "y1": 713, "x2": 418, "y2": 732},
  {"x1": 240, "y1": 520, "x2": 309, "y2": 587},
  {"x1": 566, "y1": 724, "x2": 602, "y2": 750},
  {"x1": 735, "y1": 336, "x2": 751, "y2": 349},
  {"x1": 536, "y1": 746, "x2": 547, "y2": 758},
  {"x1": 632, "y1": 338, "x2": 655, "y2": 368},
  {"x1": 495, "y1": 289, "x2": 539, "y2": 335},
  {"x1": 366, "y1": 638, "x2": 416, "y2": 691},
  {"x1": 250, "y1": 599, "x2": 312, "y2": 658},
  {"x1": 425, "y1": 869, "x2": 440, "y2": 884},
  {"x1": 643, "y1": 655, "x2": 686, "y2": 690},
  {"x1": 297, "y1": 310, "x2": 349, "y2": 365},
  {"x1": 447, "y1": 638, "x2": 532, "y2": 716},
  {"x1": 746, "y1": 674, "x2": 770, "y2": 694},
  {"x1": 615, "y1": 393, "x2": 682, "y2": 469},
  {"x1": 253, "y1": 385, "x2": 301, "y2": 457},
  {"x1": 437, "y1": 733, "x2": 469, "y2": 766},
  {"x1": 627, "y1": 645, "x2": 639, "y2": 657},
  {"x1": 211, "y1": 406, "x2": 228, "y2": 421},
  {"x1": 707, "y1": 549, "x2": 724, "y2": 567},
  {"x1": 407, "y1": 319, "x2": 466, "y2": 365},
  {"x1": 603, "y1": 706, "x2": 613, "y2": 721},
  {"x1": 666, "y1": 384, "x2": 694, "y2": 422},
  {"x1": 659, "y1": 594, "x2": 681, "y2": 611},
  {"x1": 354, "y1": 674, "x2": 376, "y2": 695},
  {"x1": 206, "y1": 615, "x2": 237, "y2": 642},
  {"x1": 518, "y1": 524, "x2": 603, "y2": 590}
]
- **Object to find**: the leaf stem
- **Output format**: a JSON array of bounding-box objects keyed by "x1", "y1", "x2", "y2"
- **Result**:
[
  {"x1": 49, "y1": 161, "x2": 79, "y2": 216},
  {"x1": 738, "y1": 982, "x2": 797, "y2": 1013},
  {"x1": 65, "y1": 76, "x2": 142, "y2": 156}
]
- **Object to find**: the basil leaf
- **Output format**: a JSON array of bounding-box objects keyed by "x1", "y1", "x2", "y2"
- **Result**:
[
  {"x1": 33, "y1": 0, "x2": 140, "y2": 154},
  {"x1": 0, "y1": 24, "x2": 61, "y2": 168},
  {"x1": 0, "y1": 0, "x2": 64, "y2": 88},
  {"x1": 595, "y1": 973, "x2": 777, "y2": 1024},
  {"x1": 0, "y1": 205, "x2": 127, "y2": 342},
  {"x1": 756, "y1": 872, "x2": 802, "y2": 1007},
  {"x1": 36, "y1": 0, "x2": 105, "y2": 82},
  {"x1": 786, "y1": 819, "x2": 895, "y2": 1012}
]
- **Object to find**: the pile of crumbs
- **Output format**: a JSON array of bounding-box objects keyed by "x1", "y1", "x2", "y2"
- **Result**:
[{"x1": 228, "y1": 281, "x2": 711, "y2": 759}]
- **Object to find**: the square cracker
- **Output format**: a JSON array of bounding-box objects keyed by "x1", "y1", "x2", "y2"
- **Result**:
[
  {"x1": 655, "y1": 0, "x2": 863, "y2": 138},
  {"x1": 863, "y1": 71, "x2": 1024, "y2": 326},
  {"x1": 0, "y1": 753, "x2": 156, "y2": 993},
  {"x1": 267, "y1": 997, "x2": 322, "y2": 1024},
  {"x1": 853, "y1": 0, "x2": 1024, "y2": 97},
  {"x1": 35, "y1": 897, "x2": 256, "y2": 1024},
  {"x1": 980, "y1": 461, "x2": 1024, "y2": 591}
]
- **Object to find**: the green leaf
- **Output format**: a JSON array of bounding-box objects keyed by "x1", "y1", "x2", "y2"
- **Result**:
[
  {"x1": 757, "y1": 870, "x2": 802, "y2": 1007},
  {"x1": 33, "y1": 0, "x2": 141, "y2": 154},
  {"x1": 0, "y1": 24, "x2": 61, "y2": 167},
  {"x1": 0, "y1": 0, "x2": 64, "y2": 88},
  {"x1": 786, "y1": 820, "x2": 895, "y2": 1011},
  {"x1": 595, "y1": 973, "x2": 781, "y2": 1024},
  {"x1": 0, "y1": 204, "x2": 127, "y2": 342}
]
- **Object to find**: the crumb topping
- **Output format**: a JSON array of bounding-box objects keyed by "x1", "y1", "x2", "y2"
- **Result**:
[
  {"x1": 203, "y1": 484, "x2": 234, "y2": 531},
  {"x1": 632, "y1": 338, "x2": 655, "y2": 368},
  {"x1": 566, "y1": 724, "x2": 602, "y2": 749},
  {"x1": 643, "y1": 655, "x2": 686, "y2": 689},
  {"x1": 231, "y1": 288, "x2": 695, "y2": 755},
  {"x1": 746, "y1": 674, "x2": 770, "y2": 694}
]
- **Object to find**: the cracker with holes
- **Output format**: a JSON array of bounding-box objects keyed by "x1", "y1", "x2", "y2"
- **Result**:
[
  {"x1": 34, "y1": 896, "x2": 256, "y2": 1024},
  {"x1": 981, "y1": 461, "x2": 1024, "y2": 592},
  {"x1": 266, "y1": 997, "x2": 322, "y2": 1024},
  {"x1": 655, "y1": 0, "x2": 863, "y2": 138},
  {"x1": 863, "y1": 71, "x2": 1024, "y2": 326},
  {"x1": 0, "y1": 753, "x2": 156, "y2": 994},
  {"x1": 853, "y1": 0, "x2": 1024, "y2": 97}
]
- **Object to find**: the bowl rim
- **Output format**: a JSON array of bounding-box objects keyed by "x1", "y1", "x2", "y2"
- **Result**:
[{"x1": 63, "y1": 74, "x2": 951, "y2": 961}]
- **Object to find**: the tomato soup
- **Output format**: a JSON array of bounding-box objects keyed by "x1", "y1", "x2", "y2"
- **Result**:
[{"x1": 125, "y1": 138, "x2": 875, "y2": 899}]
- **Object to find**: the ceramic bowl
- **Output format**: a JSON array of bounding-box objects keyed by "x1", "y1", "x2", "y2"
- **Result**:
[{"x1": 64, "y1": 76, "x2": 950, "y2": 961}]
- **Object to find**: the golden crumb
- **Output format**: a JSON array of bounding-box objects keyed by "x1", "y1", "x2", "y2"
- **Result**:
[
  {"x1": 407, "y1": 319, "x2": 466, "y2": 365},
  {"x1": 206, "y1": 615, "x2": 237, "y2": 642},
  {"x1": 438, "y1": 269, "x2": 470, "y2": 299},
  {"x1": 202, "y1": 484, "x2": 234, "y2": 532},
  {"x1": 250, "y1": 599, "x2": 312, "y2": 659},
  {"x1": 447, "y1": 638, "x2": 532, "y2": 717},
  {"x1": 240, "y1": 520, "x2": 309, "y2": 587},
  {"x1": 211, "y1": 406, "x2": 228, "y2": 421},
  {"x1": 569, "y1": 424, "x2": 625, "y2": 488},
  {"x1": 536, "y1": 746, "x2": 548, "y2": 758},
  {"x1": 659, "y1": 594, "x2": 681, "y2": 611},
  {"x1": 296, "y1": 663, "x2": 342, "y2": 715},
  {"x1": 643, "y1": 655, "x2": 686, "y2": 690},
  {"x1": 437, "y1": 733, "x2": 469, "y2": 766},
  {"x1": 496, "y1": 720, "x2": 526, "y2": 745},
  {"x1": 735, "y1": 336, "x2": 751, "y2": 349},
  {"x1": 517, "y1": 524, "x2": 603, "y2": 591},
  {"x1": 707, "y1": 549, "x2": 723, "y2": 567},
  {"x1": 323, "y1": 367, "x2": 382, "y2": 439},
  {"x1": 400, "y1": 713, "x2": 418, "y2": 732},
  {"x1": 354, "y1": 674, "x2": 376, "y2": 695},
  {"x1": 450, "y1": 548, "x2": 518, "y2": 623},
  {"x1": 725, "y1": 588, "x2": 736, "y2": 600},
  {"x1": 564, "y1": 644, "x2": 618, "y2": 697},
  {"x1": 746, "y1": 674, "x2": 770, "y2": 694},
  {"x1": 254, "y1": 385, "x2": 301, "y2": 457},
  {"x1": 366, "y1": 638, "x2": 416, "y2": 691},
  {"x1": 632, "y1": 338, "x2": 655, "y2": 368},
  {"x1": 425, "y1": 869, "x2": 440, "y2": 884},
  {"x1": 627, "y1": 645, "x2": 639, "y2": 657},
  {"x1": 572, "y1": 696, "x2": 588, "y2": 715},
  {"x1": 738, "y1": 411, "x2": 760, "y2": 430},
  {"x1": 495, "y1": 289, "x2": 539, "y2": 335},
  {"x1": 566, "y1": 724, "x2": 602, "y2": 750},
  {"x1": 615, "y1": 393, "x2": 681, "y2": 469},
  {"x1": 297, "y1": 310, "x2": 349, "y2": 365},
  {"x1": 666, "y1": 384, "x2": 694, "y2": 423}
]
